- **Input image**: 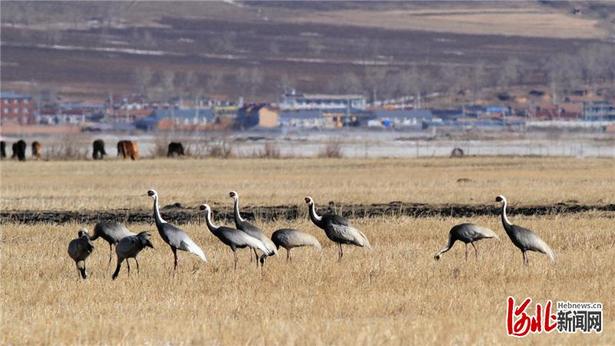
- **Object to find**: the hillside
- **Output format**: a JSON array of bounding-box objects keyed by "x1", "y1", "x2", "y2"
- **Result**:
[{"x1": 1, "y1": 1, "x2": 614, "y2": 102}]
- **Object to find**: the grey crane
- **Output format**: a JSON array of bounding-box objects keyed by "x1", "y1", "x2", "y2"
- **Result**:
[
  {"x1": 271, "y1": 229, "x2": 322, "y2": 262},
  {"x1": 305, "y1": 196, "x2": 371, "y2": 260},
  {"x1": 89, "y1": 222, "x2": 135, "y2": 268},
  {"x1": 229, "y1": 191, "x2": 277, "y2": 266},
  {"x1": 434, "y1": 223, "x2": 499, "y2": 261},
  {"x1": 112, "y1": 231, "x2": 154, "y2": 280},
  {"x1": 200, "y1": 204, "x2": 270, "y2": 269},
  {"x1": 496, "y1": 195, "x2": 555, "y2": 265},
  {"x1": 67, "y1": 228, "x2": 95, "y2": 279},
  {"x1": 147, "y1": 189, "x2": 207, "y2": 271}
]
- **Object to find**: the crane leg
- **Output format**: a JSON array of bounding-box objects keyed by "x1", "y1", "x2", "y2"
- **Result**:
[
  {"x1": 471, "y1": 242, "x2": 478, "y2": 259},
  {"x1": 233, "y1": 251, "x2": 238, "y2": 271},
  {"x1": 135, "y1": 257, "x2": 140, "y2": 274},
  {"x1": 112, "y1": 258, "x2": 123, "y2": 280},
  {"x1": 287, "y1": 249, "x2": 291, "y2": 262},
  {"x1": 253, "y1": 249, "x2": 259, "y2": 268},
  {"x1": 107, "y1": 243, "x2": 113, "y2": 269},
  {"x1": 173, "y1": 248, "x2": 178, "y2": 271},
  {"x1": 126, "y1": 258, "x2": 131, "y2": 276},
  {"x1": 338, "y1": 243, "x2": 343, "y2": 261},
  {"x1": 75, "y1": 263, "x2": 84, "y2": 280},
  {"x1": 464, "y1": 244, "x2": 468, "y2": 261},
  {"x1": 523, "y1": 251, "x2": 528, "y2": 266}
]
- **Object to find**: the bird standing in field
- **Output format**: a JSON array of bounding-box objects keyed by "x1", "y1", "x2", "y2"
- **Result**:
[
  {"x1": 271, "y1": 229, "x2": 322, "y2": 262},
  {"x1": 112, "y1": 231, "x2": 154, "y2": 280},
  {"x1": 89, "y1": 222, "x2": 135, "y2": 268},
  {"x1": 200, "y1": 204, "x2": 271, "y2": 270},
  {"x1": 434, "y1": 223, "x2": 499, "y2": 261},
  {"x1": 147, "y1": 189, "x2": 207, "y2": 271},
  {"x1": 496, "y1": 195, "x2": 555, "y2": 265},
  {"x1": 305, "y1": 196, "x2": 371, "y2": 260},
  {"x1": 229, "y1": 191, "x2": 277, "y2": 266},
  {"x1": 67, "y1": 228, "x2": 95, "y2": 279}
]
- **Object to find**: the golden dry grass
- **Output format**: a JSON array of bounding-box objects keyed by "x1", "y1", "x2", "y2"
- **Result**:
[
  {"x1": 1, "y1": 157, "x2": 614, "y2": 344},
  {"x1": 1, "y1": 213, "x2": 614, "y2": 344},
  {"x1": 291, "y1": 7, "x2": 607, "y2": 39},
  {"x1": 1, "y1": 157, "x2": 614, "y2": 212}
]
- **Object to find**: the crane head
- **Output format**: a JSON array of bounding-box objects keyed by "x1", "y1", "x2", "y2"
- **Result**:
[
  {"x1": 147, "y1": 189, "x2": 157, "y2": 198},
  {"x1": 304, "y1": 196, "x2": 314, "y2": 205},
  {"x1": 77, "y1": 228, "x2": 89, "y2": 239},
  {"x1": 137, "y1": 231, "x2": 154, "y2": 249},
  {"x1": 434, "y1": 254, "x2": 441, "y2": 261},
  {"x1": 229, "y1": 191, "x2": 238, "y2": 199},
  {"x1": 495, "y1": 195, "x2": 506, "y2": 203},
  {"x1": 199, "y1": 204, "x2": 210, "y2": 212}
]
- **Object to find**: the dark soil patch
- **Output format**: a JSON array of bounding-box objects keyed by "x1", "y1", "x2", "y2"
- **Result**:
[{"x1": 2, "y1": 202, "x2": 614, "y2": 225}]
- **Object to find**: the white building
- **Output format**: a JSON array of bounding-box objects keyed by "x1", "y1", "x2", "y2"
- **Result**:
[{"x1": 279, "y1": 90, "x2": 366, "y2": 111}]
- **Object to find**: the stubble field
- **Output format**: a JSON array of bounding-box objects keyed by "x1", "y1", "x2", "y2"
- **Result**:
[{"x1": 0, "y1": 157, "x2": 614, "y2": 344}]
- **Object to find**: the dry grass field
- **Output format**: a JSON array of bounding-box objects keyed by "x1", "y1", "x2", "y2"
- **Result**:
[
  {"x1": 1, "y1": 215, "x2": 614, "y2": 344},
  {"x1": 1, "y1": 157, "x2": 614, "y2": 344},
  {"x1": 1, "y1": 157, "x2": 614, "y2": 212},
  {"x1": 293, "y1": 7, "x2": 607, "y2": 39}
]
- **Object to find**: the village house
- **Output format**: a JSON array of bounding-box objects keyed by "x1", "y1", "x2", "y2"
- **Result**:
[
  {"x1": 368, "y1": 109, "x2": 433, "y2": 129},
  {"x1": 583, "y1": 101, "x2": 615, "y2": 122},
  {"x1": 235, "y1": 104, "x2": 279, "y2": 129},
  {"x1": 135, "y1": 108, "x2": 216, "y2": 131},
  {"x1": 0, "y1": 91, "x2": 35, "y2": 125},
  {"x1": 279, "y1": 90, "x2": 367, "y2": 111},
  {"x1": 279, "y1": 110, "x2": 327, "y2": 128}
]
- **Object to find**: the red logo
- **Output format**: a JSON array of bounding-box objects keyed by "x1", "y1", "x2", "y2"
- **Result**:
[{"x1": 507, "y1": 296, "x2": 557, "y2": 337}]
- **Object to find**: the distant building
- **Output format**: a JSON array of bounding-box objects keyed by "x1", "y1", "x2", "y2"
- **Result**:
[
  {"x1": 135, "y1": 108, "x2": 216, "y2": 131},
  {"x1": 369, "y1": 109, "x2": 432, "y2": 129},
  {"x1": 279, "y1": 110, "x2": 327, "y2": 128},
  {"x1": 236, "y1": 104, "x2": 279, "y2": 129},
  {"x1": 0, "y1": 91, "x2": 35, "y2": 124},
  {"x1": 37, "y1": 107, "x2": 88, "y2": 125},
  {"x1": 583, "y1": 101, "x2": 615, "y2": 121},
  {"x1": 279, "y1": 90, "x2": 367, "y2": 111}
]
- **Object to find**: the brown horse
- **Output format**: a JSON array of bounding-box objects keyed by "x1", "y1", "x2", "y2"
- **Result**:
[
  {"x1": 32, "y1": 141, "x2": 42, "y2": 160},
  {"x1": 117, "y1": 140, "x2": 139, "y2": 160}
]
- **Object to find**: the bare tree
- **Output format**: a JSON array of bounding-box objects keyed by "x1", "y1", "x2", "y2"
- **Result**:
[
  {"x1": 498, "y1": 57, "x2": 523, "y2": 88},
  {"x1": 160, "y1": 70, "x2": 176, "y2": 96},
  {"x1": 134, "y1": 66, "x2": 153, "y2": 96}
]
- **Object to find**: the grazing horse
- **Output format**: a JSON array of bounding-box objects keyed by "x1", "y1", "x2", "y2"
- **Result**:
[
  {"x1": 167, "y1": 142, "x2": 185, "y2": 157},
  {"x1": 31, "y1": 141, "x2": 42, "y2": 160},
  {"x1": 118, "y1": 140, "x2": 139, "y2": 160},
  {"x1": 92, "y1": 139, "x2": 106, "y2": 160},
  {"x1": 11, "y1": 140, "x2": 26, "y2": 161},
  {"x1": 0, "y1": 141, "x2": 6, "y2": 159}
]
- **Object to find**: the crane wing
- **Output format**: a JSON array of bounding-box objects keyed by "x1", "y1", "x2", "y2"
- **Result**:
[
  {"x1": 331, "y1": 224, "x2": 371, "y2": 248},
  {"x1": 179, "y1": 237, "x2": 207, "y2": 262}
]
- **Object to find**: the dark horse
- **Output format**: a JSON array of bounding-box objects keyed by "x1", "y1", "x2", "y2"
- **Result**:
[
  {"x1": 92, "y1": 139, "x2": 106, "y2": 160},
  {"x1": 167, "y1": 142, "x2": 185, "y2": 157},
  {"x1": 11, "y1": 140, "x2": 27, "y2": 161}
]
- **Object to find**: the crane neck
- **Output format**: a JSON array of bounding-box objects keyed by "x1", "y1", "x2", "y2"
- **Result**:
[
  {"x1": 233, "y1": 197, "x2": 245, "y2": 223},
  {"x1": 153, "y1": 196, "x2": 166, "y2": 225},
  {"x1": 500, "y1": 200, "x2": 513, "y2": 231},
  {"x1": 308, "y1": 203, "x2": 324, "y2": 229},
  {"x1": 434, "y1": 234, "x2": 455, "y2": 258},
  {"x1": 204, "y1": 208, "x2": 219, "y2": 233}
]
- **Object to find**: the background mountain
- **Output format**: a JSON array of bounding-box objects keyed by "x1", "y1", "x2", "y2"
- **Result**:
[{"x1": 2, "y1": 1, "x2": 615, "y2": 102}]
